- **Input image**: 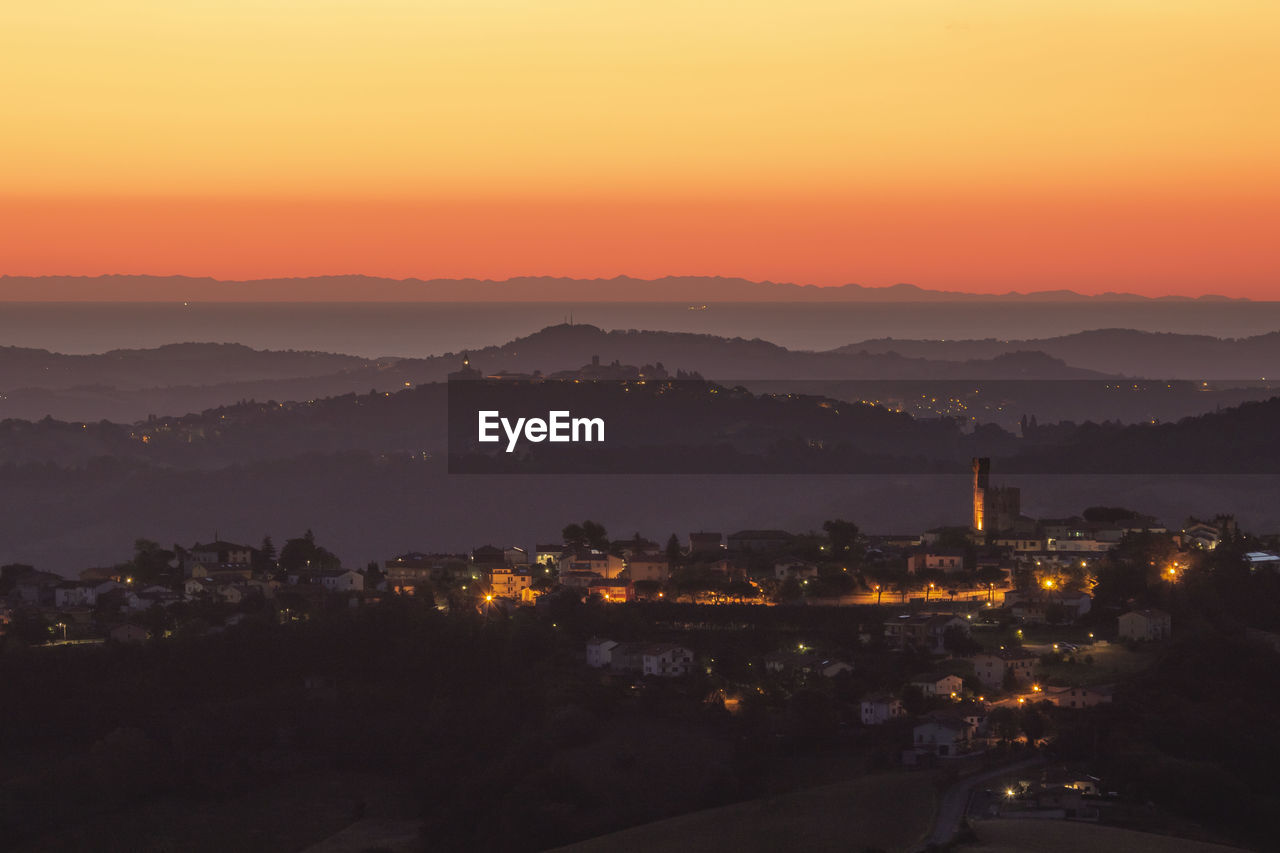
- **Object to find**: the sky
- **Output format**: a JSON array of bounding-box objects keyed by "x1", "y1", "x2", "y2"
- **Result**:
[{"x1": 1, "y1": 1, "x2": 1277, "y2": 297}]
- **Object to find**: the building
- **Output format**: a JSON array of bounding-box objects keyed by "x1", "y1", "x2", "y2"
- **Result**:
[
  {"x1": 641, "y1": 644, "x2": 694, "y2": 678},
  {"x1": 588, "y1": 577, "x2": 632, "y2": 602},
  {"x1": 688, "y1": 532, "x2": 724, "y2": 554},
  {"x1": 489, "y1": 566, "x2": 533, "y2": 599},
  {"x1": 860, "y1": 694, "x2": 905, "y2": 725},
  {"x1": 627, "y1": 557, "x2": 670, "y2": 584},
  {"x1": 318, "y1": 569, "x2": 364, "y2": 593},
  {"x1": 534, "y1": 544, "x2": 564, "y2": 566},
  {"x1": 586, "y1": 637, "x2": 619, "y2": 668},
  {"x1": 562, "y1": 548, "x2": 625, "y2": 578},
  {"x1": 190, "y1": 541, "x2": 254, "y2": 566},
  {"x1": 53, "y1": 582, "x2": 98, "y2": 609},
  {"x1": 727, "y1": 530, "x2": 793, "y2": 552},
  {"x1": 1245, "y1": 551, "x2": 1280, "y2": 572},
  {"x1": 969, "y1": 648, "x2": 1039, "y2": 689},
  {"x1": 907, "y1": 549, "x2": 965, "y2": 574},
  {"x1": 774, "y1": 560, "x2": 820, "y2": 581},
  {"x1": 1118, "y1": 608, "x2": 1172, "y2": 641},
  {"x1": 910, "y1": 672, "x2": 965, "y2": 698},
  {"x1": 913, "y1": 713, "x2": 975, "y2": 757},
  {"x1": 1043, "y1": 684, "x2": 1114, "y2": 709},
  {"x1": 972, "y1": 457, "x2": 1021, "y2": 535},
  {"x1": 884, "y1": 613, "x2": 971, "y2": 654},
  {"x1": 188, "y1": 562, "x2": 253, "y2": 581},
  {"x1": 1006, "y1": 590, "x2": 1092, "y2": 624}
]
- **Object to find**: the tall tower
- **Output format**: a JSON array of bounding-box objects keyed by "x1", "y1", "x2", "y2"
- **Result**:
[{"x1": 972, "y1": 457, "x2": 990, "y2": 532}]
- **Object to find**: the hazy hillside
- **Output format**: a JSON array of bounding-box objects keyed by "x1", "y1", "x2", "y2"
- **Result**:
[
  {"x1": 0, "y1": 325, "x2": 1111, "y2": 422},
  {"x1": 2, "y1": 376, "x2": 1280, "y2": 571},
  {"x1": 0, "y1": 342, "x2": 372, "y2": 390},
  {"x1": 837, "y1": 329, "x2": 1280, "y2": 379}
]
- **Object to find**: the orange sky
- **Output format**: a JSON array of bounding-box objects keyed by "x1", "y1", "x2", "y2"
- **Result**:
[{"x1": 2, "y1": 1, "x2": 1277, "y2": 297}]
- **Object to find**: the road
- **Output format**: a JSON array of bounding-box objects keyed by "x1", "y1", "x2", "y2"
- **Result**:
[{"x1": 922, "y1": 757, "x2": 1043, "y2": 850}]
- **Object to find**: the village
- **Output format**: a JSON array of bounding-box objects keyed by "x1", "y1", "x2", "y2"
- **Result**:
[{"x1": 4, "y1": 459, "x2": 1276, "y2": 806}]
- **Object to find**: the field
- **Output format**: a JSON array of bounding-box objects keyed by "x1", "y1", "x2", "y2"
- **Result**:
[
  {"x1": 13, "y1": 771, "x2": 411, "y2": 853},
  {"x1": 963, "y1": 819, "x2": 1251, "y2": 853},
  {"x1": 1033, "y1": 640, "x2": 1162, "y2": 686},
  {"x1": 551, "y1": 772, "x2": 938, "y2": 853}
]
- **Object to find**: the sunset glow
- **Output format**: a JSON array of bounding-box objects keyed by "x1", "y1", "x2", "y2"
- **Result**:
[{"x1": 2, "y1": 1, "x2": 1277, "y2": 296}]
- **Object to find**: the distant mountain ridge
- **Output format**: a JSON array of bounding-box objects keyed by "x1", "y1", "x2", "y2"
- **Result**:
[
  {"x1": 0, "y1": 274, "x2": 1252, "y2": 303},
  {"x1": 835, "y1": 328, "x2": 1280, "y2": 378},
  {"x1": 10, "y1": 323, "x2": 1280, "y2": 423}
]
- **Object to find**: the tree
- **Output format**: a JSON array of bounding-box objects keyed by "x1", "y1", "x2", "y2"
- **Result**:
[
  {"x1": 562, "y1": 520, "x2": 608, "y2": 550},
  {"x1": 279, "y1": 531, "x2": 341, "y2": 573},
  {"x1": 823, "y1": 519, "x2": 866, "y2": 563},
  {"x1": 257, "y1": 535, "x2": 277, "y2": 571},
  {"x1": 130, "y1": 539, "x2": 175, "y2": 585},
  {"x1": 665, "y1": 533, "x2": 682, "y2": 565}
]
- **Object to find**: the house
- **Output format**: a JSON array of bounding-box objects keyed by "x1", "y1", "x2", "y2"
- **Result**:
[
  {"x1": 562, "y1": 548, "x2": 625, "y2": 578},
  {"x1": 910, "y1": 672, "x2": 965, "y2": 698},
  {"x1": 586, "y1": 637, "x2": 619, "y2": 668},
  {"x1": 503, "y1": 546, "x2": 529, "y2": 565},
  {"x1": 1006, "y1": 590, "x2": 1092, "y2": 624},
  {"x1": 1044, "y1": 684, "x2": 1114, "y2": 709},
  {"x1": 727, "y1": 530, "x2": 792, "y2": 552},
  {"x1": 913, "y1": 713, "x2": 975, "y2": 757},
  {"x1": 1181, "y1": 522, "x2": 1221, "y2": 550},
  {"x1": 860, "y1": 693, "x2": 905, "y2": 725},
  {"x1": 188, "y1": 562, "x2": 253, "y2": 581},
  {"x1": 54, "y1": 582, "x2": 98, "y2": 609},
  {"x1": 764, "y1": 651, "x2": 853, "y2": 678},
  {"x1": 588, "y1": 577, "x2": 632, "y2": 602},
  {"x1": 489, "y1": 566, "x2": 533, "y2": 599},
  {"x1": 191, "y1": 541, "x2": 255, "y2": 566},
  {"x1": 470, "y1": 545, "x2": 507, "y2": 569},
  {"x1": 534, "y1": 545, "x2": 564, "y2": 566},
  {"x1": 1045, "y1": 538, "x2": 1112, "y2": 554},
  {"x1": 907, "y1": 549, "x2": 966, "y2": 574},
  {"x1": 1118, "y1": 608, "x2": 1171, "y2": 641},
  {"x1": 642, "y1": 644, "x2": 694, "y2": 678},
  {"x1": 688, "y1": 532, "x2": 723, "y2": 554},
  {"x1": 79, "y1": 566, "x2": 123, "y2": 583},
  {"x1": 969, "y1": 648, "x2": 1038, "y2": 689},
  {"x1": 627, "y1": 557, "x2": 670, "y2": 584},
  {"x1": 616, "y1": 536, "x2": 662, "y2": 558},
  {"x1": 318, "y1": 570, "x2": 364, "y2": 593},
  {"x1": 559, "y1": 570, "x2": 601, "y2": 590},
  {"x1": 214, "y1": 583, "x2": 245, "y2": 604},
  {"x1": 774, "y1": 560, "x2": 819, "y2": 581},
  {"x1": 1245, "y1": 551, "x2": 1280, "y2": 572},
  {"x1": 108, "y1": 623, "x2": 149, "y2": 644},
  {"x1": 10, "y1": 571, "x2": 63, "y2": 606},
  {"x1": 183, "y1": 577, "x2": 214, "y2": 598},
  {"x1": 884, "y1": 613, "x2": 971, "y2": 654}
]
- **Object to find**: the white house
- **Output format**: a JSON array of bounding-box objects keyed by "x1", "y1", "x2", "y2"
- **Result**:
[
  {"x1": 54, "y1": 582, "x2": 98, "y2": 609},
  {"x1": 913, "y1": 714, "x2": 975, "y2": 757},
  {"x1": 774, "y1": 560, "x2": 819, "y2": 581},
  {"x1": 642, "y1": 644, "x2": 694, "y2": 678},
  {"x1": 968, "y1": 648, "x2": 1038, "y2": 689},
  {"x1": 586, "y1": 637, "x2": 619, "y2": 668},
  {"x1": 318, "y1": 570, "x2": 364, "y2": 593},
  {"x1": 1118, "y1": 608, "x2": 1171, "y2": 641},
  {"x1": 860, "y1": 694, "x2": 905, "y2": 725},
  {"x1": 910, "y1": 672, "x2": 965, "y2": 698}
]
